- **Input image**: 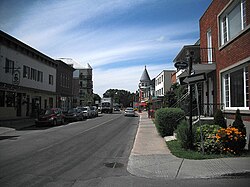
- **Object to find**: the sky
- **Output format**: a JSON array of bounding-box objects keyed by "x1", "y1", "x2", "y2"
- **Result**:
[{"x1": 0, "y1": 0, "x2": 212, "y2": 96}]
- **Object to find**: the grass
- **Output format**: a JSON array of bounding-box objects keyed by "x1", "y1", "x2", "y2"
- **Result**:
[{"x1": 166, "y1": 140, "x2": 250, "y2": 160}]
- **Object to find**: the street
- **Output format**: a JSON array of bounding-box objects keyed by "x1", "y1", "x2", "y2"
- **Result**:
[{"x1": 0, "y1": 113, "x2": 249, "y2": 187}]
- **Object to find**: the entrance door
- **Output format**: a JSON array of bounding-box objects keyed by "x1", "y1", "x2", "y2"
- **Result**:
[
  {"x1": 16, "y1": 93, "x2": 22, "y2": 116},
  {"x1": 208, "y1": 77, "x2": 214, "y2": 116}
]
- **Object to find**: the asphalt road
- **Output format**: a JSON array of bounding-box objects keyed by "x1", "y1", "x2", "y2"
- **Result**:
[{"x1": 0, "y1": 112, "x2": 249, "y2": 187}]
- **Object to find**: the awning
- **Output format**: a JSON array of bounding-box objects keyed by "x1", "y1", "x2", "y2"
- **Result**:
[
  {"x1": 177, "y1": 63, "x2": 216, "y2": 78},
  {"x1": 193, "y1": 63, "x2": 216, "y2": 74},
  {"x1": 139, "y1": 102, "x2": 147, "y2": 106}
]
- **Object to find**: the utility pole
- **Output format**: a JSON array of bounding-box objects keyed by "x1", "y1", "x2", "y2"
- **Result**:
[{"x1": 188, "y1": 51, "x2": 194, "y2": 149}]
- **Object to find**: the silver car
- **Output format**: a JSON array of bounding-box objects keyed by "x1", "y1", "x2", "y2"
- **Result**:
[
  {"x1": 124, "y1": 107, "x2": 135, "y2": 117},
  {"x1": 77, "y1": 106, "x2": 91, "y2": 119}
]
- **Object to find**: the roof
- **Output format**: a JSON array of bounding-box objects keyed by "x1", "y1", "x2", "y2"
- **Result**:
[
  {"x1": 140, "y1": 66, "x2": 151, "y2": 82},
  {"x1": 84, "y1": 63, "x2": 92, "y2": 69},
  {"x1": 57, "y1": 58, "x2": 84, "y2": 69}
]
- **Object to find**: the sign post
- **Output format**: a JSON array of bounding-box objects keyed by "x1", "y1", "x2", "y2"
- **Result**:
[{"x1": 182, "y1": 73, "x2": 206, "y2": 85}]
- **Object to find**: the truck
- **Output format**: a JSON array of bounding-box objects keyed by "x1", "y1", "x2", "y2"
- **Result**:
[{"x1": 101, "y1": 97, "x2": 113, "y2": 113}]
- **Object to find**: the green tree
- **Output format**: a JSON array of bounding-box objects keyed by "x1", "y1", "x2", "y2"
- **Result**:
[
  {"x1": 232, "y1": 109, "x2": 246, "y2": 134},
  {"x1": 214, "y1": 109, "x2": 227, "y2": 128},
  {"x1": 103, "y1": 89, "x2": 134, "y2": 107}
]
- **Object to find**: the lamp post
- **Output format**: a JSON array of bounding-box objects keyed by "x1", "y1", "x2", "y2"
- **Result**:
[{"x1": 188, "y1": 50, "x2": 194, "y2": 149}]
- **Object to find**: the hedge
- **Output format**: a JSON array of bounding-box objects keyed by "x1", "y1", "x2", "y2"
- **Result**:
[{"x1": 155, "y1": 107, "x2": 185, "y2": 137}]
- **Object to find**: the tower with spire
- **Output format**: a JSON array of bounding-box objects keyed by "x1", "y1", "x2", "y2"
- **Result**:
[{"x1": 138, "y1": 66, "x2": 152, "y2": 108}]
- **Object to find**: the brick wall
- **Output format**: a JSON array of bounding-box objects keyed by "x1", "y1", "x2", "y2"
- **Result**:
[{"x1": 200, "y1": 0, "x2": 250, "y2": 106}]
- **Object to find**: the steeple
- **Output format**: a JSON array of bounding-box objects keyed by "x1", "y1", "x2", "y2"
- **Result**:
[{"x1": 140, "y1": 65, "x2": 151, "y2": 82}]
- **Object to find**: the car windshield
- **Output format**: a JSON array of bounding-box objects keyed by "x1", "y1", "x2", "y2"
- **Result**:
[
  {"x1": 126, "y1": 108, "x2": 134, "y2": 111},
  {"x1": 45, "y1": 109, "x2": 55, "y2": 115},
  {"x1": 68, "y1": 109, "x2": 76, "y2": 113}
]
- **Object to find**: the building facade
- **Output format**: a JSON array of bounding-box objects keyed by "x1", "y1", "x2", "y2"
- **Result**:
[
  {"x1": 200, "y1": 0, "x2": 250, "y2": 123},
  {"x1": 55, "y1": 60, "x2": 74, "y2": 111},
  {"x1": 138, "y1": 66, "x2": 152, "y2": 108},
  {"x1": 0, "y1": 30, "x2": 57, "y2": 118},
  {"x1": 155, "y1": 70, "x2": 176, "y2": 97},
  {"x1": 58, "y1": 58, "x2": 93, "y2": 107}
]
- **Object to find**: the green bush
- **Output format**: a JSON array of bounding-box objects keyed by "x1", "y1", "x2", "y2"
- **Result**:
[
  {"x1": 214, "y1": 109, "x2": 227, "y2": 128},
  {"x1": 231, "y1": 109, "x2": 246, "y2": 151},
  {"x1": 176, "y1": 120, "x2": 193, "y2": 150},
  {"x1": 194, "y1": 124, "x2": 221, "y2": 154},
  {"x1": 155, "y1": 107, "x2": 185, "y2": 137}
]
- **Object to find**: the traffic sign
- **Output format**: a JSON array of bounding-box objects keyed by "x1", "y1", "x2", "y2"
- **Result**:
[
  {"x1": 174, "y1": 61, "x2": 188, "y2": 69},
  {"x1": 183, "y1": 73, "x2": 206, "y2": 84}
]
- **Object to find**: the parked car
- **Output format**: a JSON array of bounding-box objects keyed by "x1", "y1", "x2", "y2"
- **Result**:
[
  {"x1": 90, "y1": 106, "x2": 98, "y2": 117},
  {"x1": 64, "y1": 108, "x2": 84, "y2": 122},
  {"x1": 35, "y1": 108, "x2": 65, "y2": 126},
  {"x1": 77, "y1": 106, "x2": 91, "y2": 119},
  {"x1": 114, "y1": 106, "x2": 120, "y2": 111},
  {"x1": 124, "y1": 107, "x2": 136, "y2": 117}
]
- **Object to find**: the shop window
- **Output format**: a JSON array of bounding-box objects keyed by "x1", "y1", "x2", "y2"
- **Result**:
[{"x1": 6, "y1": 92, "x2": 15, "y2": 107}]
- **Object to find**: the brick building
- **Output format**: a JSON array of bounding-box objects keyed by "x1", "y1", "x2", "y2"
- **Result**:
[{"x1": 200, "y1": 0, "x2": 250, "y2": 124}]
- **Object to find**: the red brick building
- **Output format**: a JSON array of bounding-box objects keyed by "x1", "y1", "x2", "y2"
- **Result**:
[{"x1": 200, "y1": 0, "x2": 250, "y2": 127}]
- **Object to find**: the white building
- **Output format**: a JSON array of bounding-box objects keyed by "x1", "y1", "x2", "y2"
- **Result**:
[
  {"x1": 0, "y1": 30, "x2": 57, "y2": 118},
  {"x1": 155, "y1": 70, "x2": 176, "y2": 97},
  {"x1": 58, "y1": 58, "x2": 93, "y2": 106}
]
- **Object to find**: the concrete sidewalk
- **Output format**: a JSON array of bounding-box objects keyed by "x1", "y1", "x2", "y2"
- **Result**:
[
  {"x1": 0, "y1": 117, "x2": 35, "y2": 135},
  {"x1": 127, "y1": 112, "x2": 250, "y2": 179}
]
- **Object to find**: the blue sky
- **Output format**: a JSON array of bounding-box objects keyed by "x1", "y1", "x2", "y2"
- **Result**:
[{"x1": 0, "y1": 0, "x2": 212, "y2": 96}]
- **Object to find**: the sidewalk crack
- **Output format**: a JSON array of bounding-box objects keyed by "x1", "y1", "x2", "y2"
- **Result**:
[{"x1": 175, "y1": 158, "x2": 184, "y2": 179}]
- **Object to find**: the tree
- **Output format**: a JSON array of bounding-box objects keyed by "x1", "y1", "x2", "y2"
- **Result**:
[
  {"x1": 214, "y1": 109, "x2": 227, "y2": 128},
  {"x1": 93, "y1": 93, "x2": 101, "y2": 105},
  {"x1": 163, "y1": 90, "x2": 177, "y2": 107},
  {"x1": 232, "y1": 109, "x2": 246, "y2": 134},
  {"x1": 103, "y1": 89, "x2": 135, "y2": 107}
]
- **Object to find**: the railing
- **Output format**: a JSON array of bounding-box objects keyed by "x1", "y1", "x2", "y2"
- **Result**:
[{"x1": 200, "y1": 103, "x2": 224, "y2": 117}]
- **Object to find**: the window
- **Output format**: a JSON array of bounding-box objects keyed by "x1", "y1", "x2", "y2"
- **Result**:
[
  {"x1": 49, "y1": 75, "x2": 53, "y2": 85},
  {"x1": 6, "y1": 92, "x2": 15, "y2": 107},
  {"x1": 5, "y1": 58, "x2": 14, "y2": 74},
  {"x1": 207, "y1": 29, "x2": 213, "y2": 63},
  {"x1": 219, "y1": 0, "x2": 246, "y2": 46},
  {"x1": 37, "y1": 71, "x2": 43, "y2": 82},
  {"x1": 223, "y1": 66, "x2": 249, "y2": 109},
  {"x1": 23, "y1": 65, "x2": 27, "y2": 78}
]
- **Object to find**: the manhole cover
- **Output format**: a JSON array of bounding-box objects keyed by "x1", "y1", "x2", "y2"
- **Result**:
[{"x1": 104, "y1": 162, "x2": 124, "y2": 168}]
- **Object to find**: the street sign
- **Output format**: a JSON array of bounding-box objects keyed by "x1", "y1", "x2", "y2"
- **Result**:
[
  {"x1": 174, "y1": 61, "x2": 188, "y2": 69},
  {"x1": 183, "y1": 73, "x2": 206, "y2": 84}
]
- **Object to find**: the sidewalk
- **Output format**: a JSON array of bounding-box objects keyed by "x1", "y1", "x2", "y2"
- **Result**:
[
  {"x1": 127, "y1": 112, "x2": 250, "y2": 179},
  {"x1": 0, "y1": 117, "x2": 35, "y2": 135}
]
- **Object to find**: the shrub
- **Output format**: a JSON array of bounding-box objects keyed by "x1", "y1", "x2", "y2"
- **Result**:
[
  {"x1": 214, "y1": 109, "x2": 227, "y2": 128},
  {"x1": 194, "y1": 124, "x2": 221, "y2": 154},
  {"x1": 216, "y1": 126, "x2": 246, "y2": 155},
  {"x1": 231, "y1": 109, "x2": 246, "y2": 151},
  {"x1": 155, "y1": 108, "x2": 185, "y2": 137},
  {"x1": 232, "y1": 109, "x2": 246, "y2": 134},
  {"x1": 176, "y1": 120, "x2": 193, "y2": 150}
]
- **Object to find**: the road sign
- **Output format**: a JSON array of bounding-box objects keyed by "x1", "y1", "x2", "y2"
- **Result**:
[
  {"x1": 174, "y1": 61, "x2": 188, "y2": 69},
  {"x1": 183, "y1": 73, "x2": 206, "y2": 84}
]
